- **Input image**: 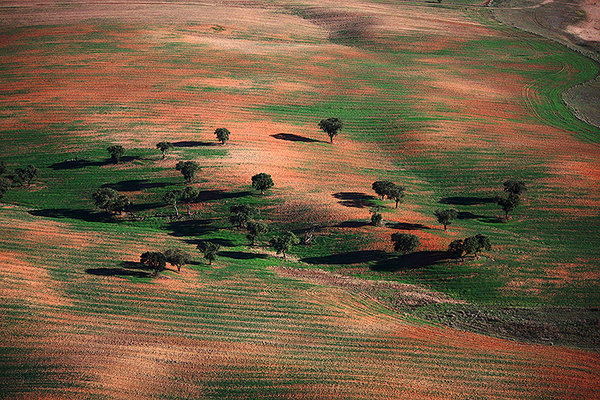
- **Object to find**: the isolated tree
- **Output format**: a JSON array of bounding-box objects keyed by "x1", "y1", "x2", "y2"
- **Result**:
[
  {"x1": 229, "y1": 204, "x2": 257, "y2": 229},
  {"x1": 92, "y1": 187, "x2": 130, "y2": 214},
  {"x1": 447, "y1": 239, "x2": 465, "y2": 260},
  {"x1": 462, "y1": 234, "x2": 491, "y2": 258},
  {"x1": 214, "y1": 128, "x2": 230, "y2": 145},
  {"x1": 246, "y1": 220, "x2": 268, "y2": 246},
  {"x1": 13, "y1": 164, "x2": 38, "y2": 187},
  {"x1": 434, "y1": 208, "x2": 458, "y2": 231},
  {"x1": 270, "y1": 231, "x2": 299, "y2": 259},
  {"x1": 176, "y1": 161, "x2": 200, "y2": 183},
  {"x1": 163, "y1": 189, "x2": 182, "y2": 217},
  {"x1": 0, "y1": 161, "x2": 6, "y2": 175},
  {"x1": 164, "y1": 248, "x2": 191, "y2": 272},
  {"x1": 156, "y1": 141, "x2": 173, "y2": 159},
  {"x1": 180, "y1": 186, "x2": 199, "y2": 216},
  {"x1": 251, "y1": 173, "x2": 273, "y2": 195},
  {"x1": 503, "y1": 179, "x2": 527, "y2": 196},
  {"x1": 107, "y1": 145, "x2": 124, "y2": 164},
  {"x1": 371, "y1": 211, "x2": 383, "y2": 226},
  {"x1": 387, "y1": 184, "x2": 405, "y2": 208},
  {"x1": 319, "y1": 117, "x2": 343, "y2": 143},
  {"x1": 497, "y1": 193, "x2": 520, "y2": 219},
  {"x1": 0, "y1": 178, "x2": 10, "y2": 200},
  {"x1": 140, "y1": 251, "x2": 167, "y2": 277},
  {"x1": 391, "y1": 233, "x2": 420, "y2": 254},
  {"x1": 372, "y1": 181, "x2": 394, "y2": 200},
  {"x1": 197, "y1": 241, "x2": 220, "y2": 265}
]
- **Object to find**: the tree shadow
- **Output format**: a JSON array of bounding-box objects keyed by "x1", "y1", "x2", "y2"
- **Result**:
[
  {"x1": 29, "y1": 208, "x2": 117, "y2": 223},
  {"x1": 270, "y1": 133, "x2": 323, "y2": 143},
  {"x1": 439, "y1": 196, "x2": 496, "y2": 205},
  {"x1": 457, "y1": 211, "x2": 503, "y2": 223},
  {"x1": 302, "y1": 250, "x2": 388, "y2": 265},
  {"x1": 371, "y1": 251, "x2": 449, "y2": 272},
  {"x1": 49, "y1": 156, "x2": 144, "y2": 170},
  {"x1": 172, "y1": 141, "x2": 217, "y2": 147},
  {"x1": 219, "y1": 251, "x2": 269, "y2": 260},
  {"x1": 85, "y1": 267, "x2": 151, "y2": 278},
  {"x1": 196, "y1": 190, "x2": 252, "y2": 201},
  {"x1": 332, "y1": 192, "x2": 378, "y2": 208},
  {"x1": 166, "y1": 219, "x2": 216, "y2": 238},
  {"x1": 129, "y1": 202, "x2": 163, "y2": 213},
  {"x1": 102, "y1": 179, "x2": 170, "y2": 192},
  {"x1": 386, "y1": 222, "x2": 432, "y2": 230},
  {"x1": 336, "y1": 220, "x2": 370, "y2": 228}
]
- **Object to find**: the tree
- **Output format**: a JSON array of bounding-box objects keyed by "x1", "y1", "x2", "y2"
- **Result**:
[
  {"x1": 229, "y1": 204, "x2": 257, "y2": 229},
  {"x1": 163, "y1": 189, "x2": 182, "y2": 217},
  {"x1": 434, "y1": 208, "x2": 458, "y2": 231},
  {"x1": 387, "y1": 184, "x2": 405, "y2": 208},
  {"x1": 371, "y1": 212, "x2": 383, "y2": 226},
  {"x1": 246, "y1": 220, "x2": 268, "y2": 246},
  {"x1": 503, "y1": 179, "x2": 527, "y2": 196},
  {"x1": 13, "y1": 164, "x2": 38, "y2": 187},
  {"x1": 0, "y1": 178, "x2": 10, "y2": 200},
  {"x1": 107, "y1": 145, "x2": 124, "y2": 164},
  {"x1": 92, "y1": 187, "x2": 131, "y2": 214},
  {"x1": 156, "y1": 141, "x2": 173, "y2": 159},
  {"x1": 269, "y1": 231, "x2": 299, "y2": 259},
  {"x1": 180, "y1": 186, "x2": 199, "y2": 216},
  {"x1": 372, "y1": 181, "x2": 394, "y2": 200},
  {"x1": 319, "y1": 117, "x2": 343, "y2": 143},
  {"x1": 176, "y1": 161, "x2": 200, "y2": 183},
  {"x1": 497, "y1": 193, "x2": 520, "y2": 219},
  {"x1": 0, "y1": 161, "x2": 6, "y2": 175},
  {"x1": 390, "y1": 233, "x2": 420, "y2": 254},
  {"x1": 197, "y1": 241, "x2": 220, "y2": 265},
  {"x1": 164, "y1": 248, "x2": 191, "y2": 272},
  {"x1": 251, "y1": 173, "x2": 273, "y2": 195},
  {"x1": 140, "y1": 251, "x2": 166, "y2": 277},
  {"x1": 214, "y1": 128, "x2": 230, "y2": 145},
  {"x1": 462, "y1": 234, "x2": 491, "y2": 257},
  {"x1": 447, "y1": 239, "x2": 464, "y2": 259}
]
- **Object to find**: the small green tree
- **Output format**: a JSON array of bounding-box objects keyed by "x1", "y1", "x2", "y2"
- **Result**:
[
  {"x1": 197, "y1": 241, "x2": 220, "y2": 265},
  {"x1": 390, "y1": 233, "x2": 420, "y2": 254},
  {"x1": 319, "y1": 117, "x2": 343, "y2": 143},
  {"x1": 503, "y1": 179, "x2": 527, "y2": 196},
  {"x1": 246, "y1": 220, "x2": 268, "y2": 246},
  {"x1": 156, "y1": 141, "x2": 173, "y2": 159},
  {"x1": 140, "y1": 251, "x2": 166, "y2": 276},
  {"x1": 107, "y1": 145, "x2": 124, "y2": 164},
  {"x1": 163, "y1": 189, "x2": 182, "y2": 217},
  {"x1": 434, "y1": 208, "x2": 458, "y2": 231},
  {"x1": 447, "y1": 239, "x2": 464, "y2": 259},
  {"x1": 387, "y1": 184, "x2": 405, "y2": 208},
  {"x1": 371, "y1": 212, "x2": 383, "y2": 226},
  {"x1": 251, "y1": 173, "x2": 274, "y2": 195},
  {"x1": 13, "y1": 165, "x2": 38, "y2": 187},
  {"x1": 0, "y1": 177, "x2": 10, "y2": 200},
  {"x1": 462, "y1": 234, "x2": 491, "y2": 258},
  {"x1": 93, "y1": 187, "x2": 131, "y2": 214},
  {"x1": 164, "y1": 248, "x2": 191, "y2": 272},
  {"x1": 176, "y1": 161, "x2": 200, "y2": 183},
  {"x1": 270, "y1": 231, "x2": 299, "y2": 259},
  {"x1": 372, "y1": 181, "x2": 394, "y2": 200},
  {"x1": 229, "y1": 204, "x2": 257, "y2": 229},
  {"x1": 180, "y1": 186, "x2": 199, "y2": 216},
  {"x1": 497, "y1": 193, "x2": 520, "y2": 219},
  {"x1": 214, "y1": 128, "x2": 230, "y2": 145}
]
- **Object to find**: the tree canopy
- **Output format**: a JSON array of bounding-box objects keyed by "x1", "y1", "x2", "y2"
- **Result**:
[
  {"x1": 229, "y1": 204, "x2": 257, "y2": 229},
  {"x1": 156, "y1": 142, "x2": 173, "y2": 159},
  {"x1": 390, "y1": 233, "x2": 420, "y2": 254},
  {"x1": 107, "y1": 145, "x2": 124, "y2": 164},
  {"x1": 269, "y1": 231, "x2": 299, "y2": 259},
  {"x1": 251, "y1": 173, "x2": 273, "y2": 195},
  {"x1": 319, "y1": 117, "x2": 343, "y2": 143},
  {"x1": 497, "y1": 193, "x2": 520, "y2": 219},
  {"x1": 163, "y1": 189, "x2": 182, "y2": 217},
  {"x1": 176, "y1": 161, "x2": 200, "y2": 183},
  {"x1": 197, "y1": 241, "x2": 220, "y2": 265},
  {"x1": 0, "y1": 178, "x2": 10, "y2": 200},
  {"x1": 13, "y1": 164, "x2": 38, "y2": 187},
  {"x1": 503, "y1": 179, "x2": 527, "y2": 196},
  {"x1": 92, "y1": 187, "x2": 131, "y2": 214},
  {"x1": 164, "y1": 248, "x2": 191, "y2": 272},
  {"x1": 140, "y1": 251, "x2": 166, "y2": 276},
  {"x1": 179, "y1": 186, "x2": 199, "y2": 216},
  {"x1": 214, "y1": 128, "x2": 230, "y2": 145},
  {"x1": 246, "y1": 220, "x2": 268, "y2": 246},
  {"x1": 434, "y1": 208, "x2": 458, "y2": 231}
]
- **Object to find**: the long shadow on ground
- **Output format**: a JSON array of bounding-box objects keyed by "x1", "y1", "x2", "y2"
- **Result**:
[
  {"x1": 302, "y1": 250, "x2": 388, "y2": 265},
  {"x1": 271, "y1": 133, "x2": 323, "y2": 143},
  {"x1": 439, "y1": 196, "x2": 496, "y2": 206},
  {"x1": 29, "y1": 208, "x2": 117, "y2": 223},
  {"x1": 49, "y1": 156, "x2": 143, "y2": 170},
  {"x1": 372, "y1": 251, "x2": 449, "y2": 272},
  {"x1": 332, "y1": 192, "x2": 378, "y2": 208},
  {"x1": 172, "y1": 141, "x2": 217, "y2": 147},
  {"x1": 196, "y1": 190, "x2": 252, "y2": 201},
  {"x1": 386, "y1": 222, "x2": 433, "y2": 230},
  {"x1": 219, "y1": 251, "x2": 269, "y2": 260},
  {"x1": 86, "y1": 268, "x2": 150, "y2": 278},
  {"x1": 102, "y1": 179, "x2": 171, "y2": 192},
  {"x1": 166, "y1": 219, "x2": 216, "y2": 237}
]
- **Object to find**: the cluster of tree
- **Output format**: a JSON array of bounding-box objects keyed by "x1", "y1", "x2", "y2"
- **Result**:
[
  {"x1": 93, "y1": 187, "x2": 131, "y2": 214},
  {"x1": 372, "y1": 181, "x2": 405, "y2": 208},
  {"x1": 497, "y1": 180, "x2": 526, "y2": 219},
  {"x1": 140, "y1": 248, "x2": 192, "y2": 276},
  {"x1": 448, "y1": 234, "x2": 492, "y2": 260},
  {"x1": 0, "y1": 161, "x2": 39, "y2": 200},
  {"x1": 228, "y1": 204, "x2": 269, "y2": 246},
  {"x1": 163, "y1": 186, "x2": 200, "y2": 217}
]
